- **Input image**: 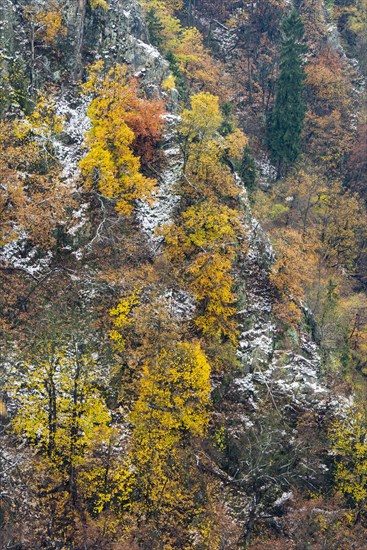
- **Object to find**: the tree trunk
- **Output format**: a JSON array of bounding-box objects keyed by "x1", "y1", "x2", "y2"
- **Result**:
[
  {"x1": 69, "y1": 356, "x2": 81, "y2": 505},
  {"x1": 74, "y1": 0, "x2": 87, "y2": 81},
  {"x1": 242, "y1": 497, "x2": 258, "y2": 548}
]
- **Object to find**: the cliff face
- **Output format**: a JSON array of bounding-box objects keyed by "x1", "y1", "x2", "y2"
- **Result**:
[
  {"x1": 0, "y1": 0, "x2": 364, "y2": 547},
  {"x1": 0, "y1": 0, "x2": 326, "y2": 488},
  {"x1": 0, "y1": 0, "x2": 168, "y2": 115},
  {"x1": 0, "y1": 0, "x2": 172, "y2": 265},
  {"x1": 1, "y1": 0, "x2": 329, "y2": 402}
]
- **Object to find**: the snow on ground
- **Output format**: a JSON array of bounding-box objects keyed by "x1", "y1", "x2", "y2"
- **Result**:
[
  {"x1": 137, "y1": 146, "x2": 182, "y2": 241},
  {"x1": 67, "y1": 202, "x2": 90, "y2": 237},
  {"x1": 256, "y1": 156, "x2": 278, "y2": 186},
  {"x1": 0, "y1": 92, "x2": 91, "y2": 274},
  {"x1": 163, "y1": 288, "x2": 196, "y2": 321}
]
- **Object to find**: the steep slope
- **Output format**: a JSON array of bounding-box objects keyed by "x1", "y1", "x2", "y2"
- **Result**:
[{"x1": 1, "y1": 0, "x2": 366, "y2": 548}]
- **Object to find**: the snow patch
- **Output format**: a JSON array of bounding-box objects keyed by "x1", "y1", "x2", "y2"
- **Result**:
[
  {"x1": 0, "y1": 236, "x2": 52, "y2": 277},
  {"x1": 137, "y1": 118, "x2": 182, "y2": 242},
  {"x1": 52, "y1": 93, "x2": 91, "y2": 185}
]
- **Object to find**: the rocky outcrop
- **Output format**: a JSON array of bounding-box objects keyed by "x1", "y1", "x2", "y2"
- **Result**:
[
  {"x1": 0, "y1": 0, "x2": 169, "y2": 111},
  {"x1": 0, "y1": 0, "x2": 173, "y2": 273},
  {"x1": 80, "y1": 0, "x2": 169, "y2": 94}
]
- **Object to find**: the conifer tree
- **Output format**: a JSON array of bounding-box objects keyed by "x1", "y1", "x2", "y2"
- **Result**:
[
  {"x1": 268, "y1": 9, "x2": 306, "y2": 178},
  {"x1": 146, "y1": 7, "x2": 164, "y2": 47},
  {"x1": 239, "y1": 144, "x2": 258, "y2": 192}
]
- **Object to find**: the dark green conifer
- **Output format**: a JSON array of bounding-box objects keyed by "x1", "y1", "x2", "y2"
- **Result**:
[
  {"x1": 166, "y1": 50, "x2": 188, "y2": 101},
  {"x1": 146, "y1": 7, "x2": 164, "y2": 47},
  {"x1": 268, "y1": 9, "x2": 306, "y2": 178},
  {"x1": 219, "y1": 101, "x2": 235, "y2": 136},
  {"x1": 239, "y1": 144, "x2": 258, "y2": 192}
]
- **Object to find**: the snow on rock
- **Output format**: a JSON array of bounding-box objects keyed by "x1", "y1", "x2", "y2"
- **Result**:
[
  {"x1": 228, "y1": 194, "x2": 330, "y2": 409},
  {"x1": 0, "y1": 236, "x2": 52, "y2": 278},
  {"x1": 163, "y1": 288, "x2": 196, "y2": 321},
  {"x1": 273, "y1": 491, "x2": 293, "y2": 508},
  {"x1": 193, "y1": 12, "x2": 239, "y2": 56},
  {"x1": 67, "y1": 202, "x2": 90, "y2": 237},
  {"x1": 137, "y1": 116, "x2": 182, "y2": 242},
  {"x1": 256, "y1": 156, "x2": 278, "y2": 187},
  {"x1": 91, "y1": 0, "x2": 169, "y2": 96},
  {"x1": 137, "y1": 150, "x2": 181, "y2": 241},
  {"x1": 52, "y1": 92, "x2": 91, "y2": 185}
]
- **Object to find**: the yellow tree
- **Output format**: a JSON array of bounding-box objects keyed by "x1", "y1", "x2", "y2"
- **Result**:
[
  {"x1": 80, "y1": 63, "x2": 157, "y2": 216},
  {"x1": 142, "y1": 2, "x2": 228, "y2": 96},
  {"x1": 10, "y1": 343, "x2": 129, "y2": 542},
  {"x1": 330, "y1": 406, "x2": 367, "y2": 522},
  {"x1": 163, "y1": 200, "x2": 243, "y2": 345},
  {"x1": 174, "y1": 27, "x2": 222, "y2": 93},
  {"x1": 25, "y1": 0, "x2": 66, "y2": 47},
  {"x1": 127, "y1": 341, "x2": 212, "y2": 545},
  {"x1": 179, "y1": 92, "x2": 247, "y2": 199},
  {"x1": 109, "y1": 291, "x2": 215, "y2": 545},
  {"x1": 24, "y1": 0, "x2": 67, "y2": 88},
  {"x1": 180, "y1": 91, "x2": 223, "y2": 169}
]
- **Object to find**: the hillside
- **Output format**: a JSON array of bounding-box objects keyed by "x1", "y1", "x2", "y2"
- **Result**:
[{"x1": 0, "y1": 0, "x2": 367, "y2": 547}]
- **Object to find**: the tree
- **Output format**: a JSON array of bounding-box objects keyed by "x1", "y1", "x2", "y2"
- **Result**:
[
  {"x1": 180, "y1": 91, "x2": 223, "y2": 168},
  {"x1": 24, "y1": 0, "x2": 67, "y2": 90},
  {"x1": 8, "y1": 342, "x2": 128, "y2": 545},
  {"x1": 303, "y1": 47, "x2": 353, "y2": 174},
  {"x1": 124, "y1": 340, "x2": 213, "y2": 546},
  {"x1": 80, "y1": 63, "x2": 160, "y2": 216},
  {"x1": 269, "y1": 228, "x2": 317, "y2": 326},
  {"x1": 174, "y1": 27, "x2": 222, "y2": 94},
  {"x1": 0, "y1": 101, "x2": 74, "y2": 249},
  {"x1": 146, "y1": 7, "x2": 164, "y2": 47},
  {"x1": 108, "y1": 287, "x2": 216, "y2": 545},
  {"x1": 329, "y1": 406, "x2": 367, "y2": 522},
  {"x1": 141, "y1": 1, "x2": 226, "y2": 96},
  {"x1": 268, "y1": 9, "x2": 306, "y2": 177},
  {"x1": 179, "y1": 92, "x2": 247, "y2": 200},
  {"x1": 163, "y1": 200, "x2": 243, "y2": 344},
  {"x1": 238, "y1": 144, "x2": 258, "y2": 193}
]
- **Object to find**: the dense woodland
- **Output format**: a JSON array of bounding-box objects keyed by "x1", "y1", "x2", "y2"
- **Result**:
[{"x1": 0, "y1": 0, "x2": 367, "y2": 547}]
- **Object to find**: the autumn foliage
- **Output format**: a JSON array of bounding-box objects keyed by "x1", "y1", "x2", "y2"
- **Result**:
[
  {"x1": 2, "y1": 0, "x2": 367, "y2": 547},
  {"x1": 80, "y1": 62, "x2": 164, "y2": 216},
  {"x1": 0, "y1": 103, "x2": 74, "y2": 248}
]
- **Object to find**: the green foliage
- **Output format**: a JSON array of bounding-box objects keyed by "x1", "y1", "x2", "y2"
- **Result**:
[
  {"x1": 146, "y1": 7, "x2": 164, "y2": 46},
  {"x1": 330, "y1": 407, "x2": 367, "y2": 515},
  {"x1": 0, "y1": 56, "x2": 31, "y2": 115},
  {"x1": 166, "y1": 49, "x2": 188, "y2": 100},
  {"x1": 9, "y1": 59, "x2": 31, "y2": 114},
  {"x1": 238, "y1": 144, "x2": 258, "y2": 192},
  {"x1": 219, "y1": 100, "x2": 235, "y2": 136},
  {"x1": 268, "y1": 9, "x2": 307, "y2": 176}
]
